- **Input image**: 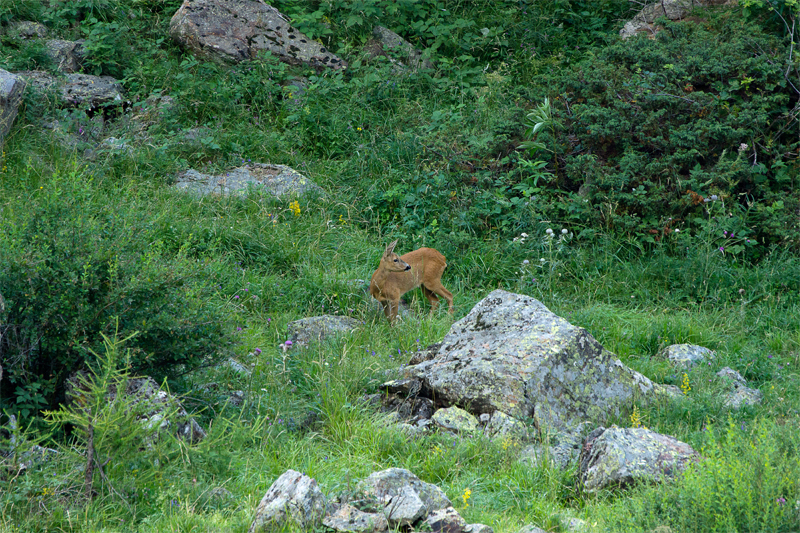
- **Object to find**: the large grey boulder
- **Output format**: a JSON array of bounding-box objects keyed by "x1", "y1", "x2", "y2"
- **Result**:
[
  {"x1": 356, "y1": 468, "x2": 451, "y2": 528},
  {"x1": 170, "y1": 0, "x2": 346, "y2": 69},
  {"x1": 406, "y1": 290, "x2": 672, "y2": 433},
  {"x1": 286, "y1": 315, "x2": 360, "y2": 347},
  {"x1": 249, "y1": 470, "x2": 327, "y2": 532},
  {"x1": 174, "y1": 163, "x2": 324, "y2": 198},
  {"x1": 0, "y1": 69, "x2": 26, "y2": 146},
  {"x1": 620, "y1": 0, "x2": 732, "y2": 39},
  {"x1": 579, "y1": 427, "x2": 699, "y2": 492}
]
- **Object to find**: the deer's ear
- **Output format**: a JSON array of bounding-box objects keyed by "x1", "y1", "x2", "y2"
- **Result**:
[{"x1": 385, "y1": 240, "x2": 398, "y2": 256}]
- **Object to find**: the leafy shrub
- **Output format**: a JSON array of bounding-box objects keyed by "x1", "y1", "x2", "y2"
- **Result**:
[
  {"x1": 539, "y1": 14, "x2": 800, "y2": 248},
  {"x1": 0, "y1": 165, "x2": 230, "y2": 418}
]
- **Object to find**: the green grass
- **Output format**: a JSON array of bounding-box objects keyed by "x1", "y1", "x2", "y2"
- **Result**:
[{"x1": 1, "y1": 0, "x2": 800, "y2": 531}]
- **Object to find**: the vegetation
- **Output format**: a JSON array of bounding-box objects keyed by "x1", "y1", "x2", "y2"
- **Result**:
[{"x1": 0, "y1": 0, "x2": 799, "y2": 531}]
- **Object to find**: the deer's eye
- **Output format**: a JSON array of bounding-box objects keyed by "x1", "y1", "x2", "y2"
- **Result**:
[{"x1": 393, "y1": 259, "x2": 398, "y2": 262}]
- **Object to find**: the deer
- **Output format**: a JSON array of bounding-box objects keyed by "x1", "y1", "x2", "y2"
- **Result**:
[{"x1": 370, "y1": 240, "x2": 454, "y2": 323}]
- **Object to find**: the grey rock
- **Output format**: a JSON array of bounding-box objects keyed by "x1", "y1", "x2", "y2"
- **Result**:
[
  {"x1": 723, "y1": 386, "x2": 762, "y2": 409},
  {"x1": 407, "y1": 290, "x2": 673, "y2": 433},
  {"x1": 174, "y1": 163, "x2": 324, "y2": 198},
  {"x1": 519, "y1": 442, "x2": 577, "y2": 471},
  {"x1": 620, "y1": 0, "x2": 731, "y2": 39},
  {"x1": 660, "y1": 344, "x2": 714, "y2": 369},
  {"x1": 484, "y1": 411, "x2": 531, "y2": 441},
  {"x1": 224, "y1": 358, "x2": 252, "y2": 376},
  {"x1": 287, "y1": 315, "x2": 359, "y2": 347},
  {"x1": 516, "y1": 527, "x2": 547, "y2": 533},
  {"x1": 465, "y1": 525, "x2": 495, "y2": 533},
  {"x1": 579, "y1": 426, "x2": 699, "y2": 492},
  {"x1": 45, "y1": 39, "x2": 85, "y2": 73},
  {"x1": 407, "y1": 342, "x2": 441, "y2": 365},
  {"x1": 364, "y1": 26, "x2": 432, "y2": 72},
  {"x1": 62, "y1": 73, "x2": 124, "y2": 109},
  {"x1": 716, "y1": 366, "x2": 747, "y2": 386},
  {"x1": 7, "y1": 21, "x2": 48, "y2": 40},
  {"x1": 432, "y1": 406, "x2": 478, "y2": 434},
  {"x1": 170, "y1": 0, "x2": 347, "y2": 69},
  {"x1": 424, "y1": 506, "x2": 467, "y2": 533},
  {"x1": 249, "y1": 470, "x2": 327, "y2": 533},
  {"x1": 357, "y1": 468, "x2": 451, "y2": 528},
  {"x1": 323, "y1": 503, "x2": 388, "y2": 533},
  {"x1": 0, "y1": 69, "x2": 26, "y2": 146},
  {"x1": 378, "y1": 392, "x2": 433, "y2": 424},
  {"x1": 0, "y1": 415, "x2": 58, "y2": 471}
]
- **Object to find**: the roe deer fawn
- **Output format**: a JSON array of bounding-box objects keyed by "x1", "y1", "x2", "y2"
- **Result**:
[{"x1": 370, "y1": 240, "x2": 454, "y2": 323}]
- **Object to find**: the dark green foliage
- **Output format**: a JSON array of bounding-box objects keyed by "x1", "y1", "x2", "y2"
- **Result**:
[
  {"x1": 539, "y1": 14, "x2": 799, "y2": 247},
  {"x1": 0, "y1": 168, "x2": 231, "y2": 416}
]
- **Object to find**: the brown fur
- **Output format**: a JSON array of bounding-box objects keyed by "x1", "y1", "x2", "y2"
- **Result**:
[{"x1": 369, "y1": 240, "x2": 454, "y2": 323}]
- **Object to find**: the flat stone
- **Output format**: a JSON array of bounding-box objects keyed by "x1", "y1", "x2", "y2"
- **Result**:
[
  {"x1": 287, "y1": 315, "x2": 359, "y2": 347},
  {"x1": 174, "y1": 163, "x2": 324, "y2": 198},
  {"x1": 424, "y1": 506, "x2": 467, "y2": 533}
]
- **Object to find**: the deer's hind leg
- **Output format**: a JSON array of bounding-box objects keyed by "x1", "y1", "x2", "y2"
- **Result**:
[
  {"x1": 421, "y1": 286, "x2": 440, "y2": 315},
  {"x1": 422, "y1": 281, "x2": 453, "y2": 315}
]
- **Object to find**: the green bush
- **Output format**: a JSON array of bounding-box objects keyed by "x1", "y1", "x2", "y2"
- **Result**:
[
  {"x1": 0, "y1": 165, "x2": 231, "y2": 418},
  {"x1": 538, "y1": 14, "x2": 800, "y2": 248}
]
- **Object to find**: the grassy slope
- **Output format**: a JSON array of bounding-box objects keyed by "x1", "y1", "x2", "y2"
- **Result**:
[{"x1": 1, "y1": 1, "x2": 799, "y2": 532}]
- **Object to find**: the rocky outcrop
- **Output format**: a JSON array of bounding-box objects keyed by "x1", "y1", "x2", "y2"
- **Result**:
[
  {"x1": 174, "y1": 163, "x2": 323, "y2": 198},
  {"x1": 660, "y1": 343, "x2": 714, "y2": 369},
  {"x1": 286, "y1": 315, "x2": 360, "y2": 347},
  {"x1": 357, "y1": 468, "x2": 451, "y2": 528},
  {"x1": 405, "y1": 290, "x2": 672, "y2": 433},
  {"x1": 579, "y1": 427, "x2": 699, "y2": 492},
  {"x1": 170, "y1": 0, "x2": 347, "y2": 69},
  {"x1": 249, "y1": 470, "x2": 327, "y2": 532},
  {"x1": 0, "y1": 69, "x2": 26, "y2": 146},
  {"x1": 620, "y1": 0, "x2": 732, "y2": 39}
]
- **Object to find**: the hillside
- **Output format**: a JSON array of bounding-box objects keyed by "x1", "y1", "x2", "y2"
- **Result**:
[{"x1": 1, "y1": 1, "x2": 799, "y2": 532}]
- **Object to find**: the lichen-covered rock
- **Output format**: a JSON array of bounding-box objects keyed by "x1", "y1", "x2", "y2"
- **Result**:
[
  {"x1": 0, "y1": 69, "x2": 26, "y2": 146},
  {"x1": 120, "y1": 377, "x2": 208, "y2": 444},
  {"x1": 484, "y1": 411, "x2": 531, "y2": 441},
  {"x1": 620, "y1": 0, "x2": 731, "y2": 39},
  {"x1": 356, "y1": 468, "x2": 451, "y2": 528},
  {"x1": 407, "y1": 290, "x2": 671, "y2": 433},
  {"x1": 378, "y1": 392, "x2": 432, "y2": 424},
  {"x1": 660, "y1": 343, "x2": 714, "y2": 369},
  {"x1": 323, "y1": 503, "x2": 388, "y2": 533},
  {"x1": 424, "y1": 506, "x2": 467, "y2": 533},
  {"x1": 516, "y1": 526, "x2": 548, "y2": 533},
  {"x1": 364, "y1": 26, "x2": 432, "y2": 72},
  {"x1": 579, "y1": 426, "x2": 699, "y2": 492},
  {"x1": 174, "y1": 163, "x2": 324, "y2": 198},
  {"x1": 286, "y1": 315, "x2": 359, "y2": 347},
  {"x1": 6, "y1": 21, "x2": 48, "y2": 39},
  {"x1": 249, "y1": 470, "x2": 327, "y2": 533},
  {"x1": 170, "y1": 0, "x2": 347, "y2": 69},
  {"x1": 723, "y1": 385, "x2": 762, "y2": 409},
  {"x1": 432, "y1": 406, "x2": 478, "y2": 434},
  {"x1": 716, "y1": 366, "x2": 747, "y2": 386},
  {"x1": 45, "y1": 39, "x2": 85, "y2": 73},
  {"x1": 62, "y1": 73, "x2": 124, "y2": 109},
  {"x1": 714, "y1": 366, "x2": 761, "y2": 409},
  {"x1": 464, "y1": 524, "x2": 495, "y2": 533}
]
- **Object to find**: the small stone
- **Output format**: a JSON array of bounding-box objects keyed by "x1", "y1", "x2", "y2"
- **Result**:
[{"x1": 432, "y1": 406, "x2": 479, "y2": 434}]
